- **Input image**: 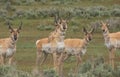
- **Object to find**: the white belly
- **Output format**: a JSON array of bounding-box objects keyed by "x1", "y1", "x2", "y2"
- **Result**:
[
  {"x1": 105, "y1": 39, "x2": 115, "y2": 48},
  {"x1": 42, "y1": 43, "x2": 53, "y2": 53},
  {"x1": 116, "y1": 40, "x2": 120, "y2": 48},
  {"x1": 0, "y1": 44, "x2": 16, "y2": 57},
  {"x1": 65, "y1": 47, "x2": 86, "y2": 55},
  {"x1": 81, "y1": 48, "x2": 86, "y2": 55},
  {"x1": 105, "y1": 40, "x2": 120, "y2": 49},
  {"x1": 56, "y1": 42, "x2": 65, "y2": 53},
  {"x1": 0, "y1": 45, "x2": 2, "y2": 55},
  {"x1": 65, "y1": 47, "x2": 79, "y2": 55},
  {"x1": 42, "y1": 42, "x2": 65, "y2": 54},
  {"x1": 6, "y1": 48, "x2": 16, "y2": 57}
]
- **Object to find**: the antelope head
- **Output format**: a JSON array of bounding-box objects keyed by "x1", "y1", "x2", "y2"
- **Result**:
[
  {"x1": 54, "y1": 14, "x2": 68, "y2": 32},
  {"x1": 83, "y1": 27, "x2": 94, "y2": 42},
  {"x1": 57, "y1": 19, "x2": 68, "y2": 32},
  {"x1": 101, "y1": 21, "x2": 109, "y2": 33},
  {"x1": 8, "y1": 22, "x2": 22, "y2": 41}
]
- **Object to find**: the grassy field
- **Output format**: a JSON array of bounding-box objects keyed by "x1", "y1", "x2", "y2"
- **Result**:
[{"x1": 0, "y1": 0, "x2": 120, "y2": 76}]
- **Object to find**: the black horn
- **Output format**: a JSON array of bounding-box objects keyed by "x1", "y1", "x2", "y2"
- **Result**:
[
  {"x1": 54, "y1": 11, "x2": 60, "y2": 26},
  {"x1": 6, "y1": 20, "x2": 13, "y2": 31},
  {"x1": 83, "y1": 27, "x2": 88, "y2": 35},
  {"x1": 18, "y1": 21, "x2": 22, "y2": 31}
]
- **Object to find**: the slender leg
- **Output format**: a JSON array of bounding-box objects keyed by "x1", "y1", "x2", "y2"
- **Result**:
[
  {"x1": 54, "y1": 53, "x2": 65, "y2": 77},
  {"x1": 111, "y1": 48, "x2": 115, "y2": 69},
  {"x1": 0, "y1": 56, "x2": 5, "y2": 65},
  {"x1": 109, "y1": 50, "x2": 112, "y2": 66},
  {"x1": 40, "y1": 53, "x2": 48, "y2": 65},
  {"x1": 8, "y1": 57, "x2": 13, "y2": 65},
  {"x1": 36, "y1": 50, "x2": 43, "y2": 69},
  {"x1": 109, "y1": 48, "x2": 115, "y2": 69},
  {"x1": 53, "y1": 53, "x2": 58, "y2": 71},
  {"x1": 56, "y1": 53, "x2": 71, "y2": 77},
  {"x1": 58, "y1": 53, "x2": 66, "y2": 77},
  {"x1": 53, "y1": 52, "x2": 61, "y2": 76},
  {"x1": 63, "y1": 54, "x2": 71, "y2": 62},
  {"x1": 33, "y1": 49, "x2": 45, "y2": 77},
  {"x1": 75, "y1": 54, "x2": 82, "y2": 75},
  {"x1": 0, "y1": 57, "x2": 1, "y2": 65}
]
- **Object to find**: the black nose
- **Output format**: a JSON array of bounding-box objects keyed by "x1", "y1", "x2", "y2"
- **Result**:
[
  {"x1": 63, "y1": 27, "x2": 66, "y2": 30},
  {"x1": 14, "y1": 35, "x2": 17, "y2": 40},
  {"x1": 63, "y1": 26, "x2": 66, "y2": 29},
  {"x1": 102, "y1": 30, "x2": 105, "y2": 32},
  {"x1": 88, "y1": 37, "x2": 92, "y2": 41},
  {"x1": 89, "y1": 38, "x2": 92, "y2": 41}
]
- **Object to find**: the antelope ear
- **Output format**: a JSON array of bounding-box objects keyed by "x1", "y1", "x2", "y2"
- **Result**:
[
  {"x1": 54, "y1": 18, "x2": 58, "y2": 26},
  {"x1": 64, "y1": 19, "x2": 69, "y2": 24},
  {"x1": 107, "y1": 23, "x2": 110, "y2": 27},
  {"x1": 66, "y1": 20, "x2": 69, "y2": 24},
  {"x1": 58, "y1": 18, "x2": 62, "y2": 24},
  {"x1": 83, "y1": 27, "x2": 87, "y2": 35}
]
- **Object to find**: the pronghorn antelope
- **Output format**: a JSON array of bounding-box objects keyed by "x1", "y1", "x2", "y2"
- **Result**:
[
  {"x1": 101, "y1": 21, "x2": 120, "y2": 68},
  {"x1": 59, "y1": 27, "x2": 94, "y2": 73},
  {"x1": 0, "y1": 22, "x2": 22, "y2": 65},
  {"x1": 35, "y1": 18, "x2": 68, "y2": 73}
]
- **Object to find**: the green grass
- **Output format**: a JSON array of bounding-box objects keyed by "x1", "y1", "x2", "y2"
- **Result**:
[{"x1": 0, "y1": 0, "x2": 120, "y2": 76}]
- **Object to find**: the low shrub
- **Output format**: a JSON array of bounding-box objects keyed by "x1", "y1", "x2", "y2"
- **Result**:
[
  {"x1": 0, "y1": 65, "x2": 32, "y2": 77},
  {"x1": 0, "y1": 5, "x2": 120, "y2": 20},
  {"x1": 43, "y1": 69, "x2": 59, "y2": 77},
  {"x1": 0, "y1": 65, "x2": 58, "y2": 77},
  {"x1": 68, "y1": 57, "x2": 120, "y2": 77}
]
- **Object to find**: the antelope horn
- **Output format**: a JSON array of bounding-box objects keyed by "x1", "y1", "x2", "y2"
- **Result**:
[
  {"x1": 6, "y1": 20, "x2": 13, "y2": 31},
  {"x1": 18, "y1": 21, "x2": 22, "y2": 30},
  {"x1": 83, "y1": 27, "x2": 88, "y2": 34}
]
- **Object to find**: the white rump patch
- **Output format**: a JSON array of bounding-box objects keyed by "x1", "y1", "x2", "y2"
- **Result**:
[
  {"x1": 65, "y1": 47, "x2": 87, "y2": 55},
  {"x1": 36, "y1": 40, "x2": 40, "y2": 45}
]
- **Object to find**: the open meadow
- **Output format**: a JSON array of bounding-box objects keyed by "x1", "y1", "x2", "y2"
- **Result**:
[{"x1": 0, "y1": 0, "x2": 120, "y2": 77}]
